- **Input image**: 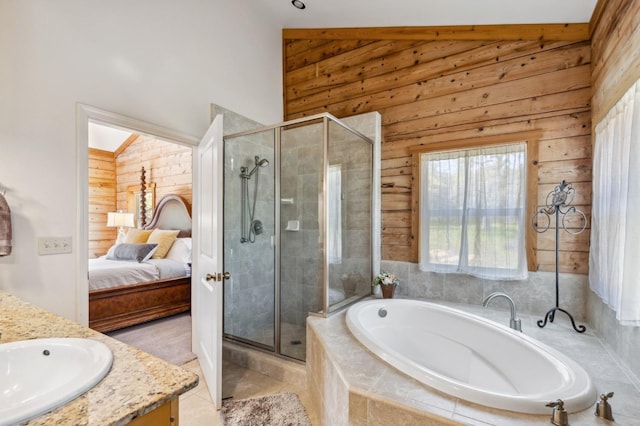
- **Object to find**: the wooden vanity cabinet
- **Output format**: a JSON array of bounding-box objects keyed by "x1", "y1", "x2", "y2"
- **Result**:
[{"x1": 127, "y1": 398, "x2": 179, "y2": 426}]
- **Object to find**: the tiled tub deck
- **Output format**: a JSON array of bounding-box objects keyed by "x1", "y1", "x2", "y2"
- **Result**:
[{"x1": 307, "y1": 299, "x2": 640, "y2": 425}]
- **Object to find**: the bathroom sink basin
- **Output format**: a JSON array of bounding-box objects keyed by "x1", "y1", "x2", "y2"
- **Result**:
[{"x1": 0, "y1": 337, "x2": 113, "y2": 426}]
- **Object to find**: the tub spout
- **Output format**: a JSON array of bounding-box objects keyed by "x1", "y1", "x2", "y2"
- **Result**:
[{"x1": 483, "y1": 292, "x2": 522, "y2": 332}]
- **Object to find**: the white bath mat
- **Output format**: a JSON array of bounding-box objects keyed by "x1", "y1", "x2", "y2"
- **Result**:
[{"x1": 221, "y1": 392, "x2": 312, "y2": 426}]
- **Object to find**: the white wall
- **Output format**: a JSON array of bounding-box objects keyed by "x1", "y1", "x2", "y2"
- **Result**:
[{"x1": 0, "y1": 0, "x2": 283, "y2": 319}]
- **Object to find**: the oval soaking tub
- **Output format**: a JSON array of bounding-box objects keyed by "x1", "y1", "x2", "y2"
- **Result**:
[{"x1": 346, "y1": 299, "x2": 596, "y2": 414}]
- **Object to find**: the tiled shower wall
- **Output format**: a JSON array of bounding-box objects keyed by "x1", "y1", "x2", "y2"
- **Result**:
[{"x1": 380, "y1": 259, "x2": 589, "y2": 321}]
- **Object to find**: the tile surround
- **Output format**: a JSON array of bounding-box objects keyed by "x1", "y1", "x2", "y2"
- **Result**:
[
  {"x1": 587, "y1": 289, "x2": 640, "y2": 385},
  {"x1": 382, "y1": 260, "x2": 589, "y2": 320}
]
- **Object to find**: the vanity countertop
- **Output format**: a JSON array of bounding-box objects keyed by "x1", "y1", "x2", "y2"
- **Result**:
[{"x1": 0, "y1": 290, "x2": 199, "y2": 425}]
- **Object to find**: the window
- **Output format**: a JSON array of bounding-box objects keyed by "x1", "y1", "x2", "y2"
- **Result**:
[
  {"x1": 327, "y1": 165, "x2": 342, "y2": 264},
  {"x1": 411, "y1": 133, "x2": 539, "y2": 280}
]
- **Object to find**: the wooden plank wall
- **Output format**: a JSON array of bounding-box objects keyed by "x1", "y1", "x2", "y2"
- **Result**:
[
  {"x1": 283, "y1": 25, "x2": 592, "y2": 273},
  {"x1": 115, "y1": 135, "x2": 193, "y2": 213},
  {"x1": 591, "y1": 0, "x2": 640, "y2": 125},
  {"x1": 88, "y1": 148, "x2": 117, "y2": 258},
  {"x1": 88, "y1": 137, "x2": 192, "y2": 258}
]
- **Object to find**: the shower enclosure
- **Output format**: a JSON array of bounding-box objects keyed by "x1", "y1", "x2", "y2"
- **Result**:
[{"x1": 223, "y1": 113, "x2": 375, "y2": 361}]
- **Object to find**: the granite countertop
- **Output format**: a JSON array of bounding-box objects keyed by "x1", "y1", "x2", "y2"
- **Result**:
[{"x1": 0, "y1": 291, "x2": 199, "y2": 426}]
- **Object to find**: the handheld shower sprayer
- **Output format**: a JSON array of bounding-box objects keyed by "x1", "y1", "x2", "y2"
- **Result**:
[
  {"x1": 241, "y1": 156, "x2": 270, "y2": 178},
  {"x1": 256, "y1": 155, "x2": 269, "y2": 167},
  {"x1": 240, "y1": 155, "x2": 270, "y2": 243}
]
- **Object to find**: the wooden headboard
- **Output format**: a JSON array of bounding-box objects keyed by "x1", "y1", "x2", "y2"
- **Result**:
[{"x1": 143, "y1": 194, "x2": 192, "y2": 238}]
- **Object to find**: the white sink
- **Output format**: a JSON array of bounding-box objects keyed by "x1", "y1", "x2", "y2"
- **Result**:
[{"x1": 0, "y1": 337, "x2": 113, "y2": 426}]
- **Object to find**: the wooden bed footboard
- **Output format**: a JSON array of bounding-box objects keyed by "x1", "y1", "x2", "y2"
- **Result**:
[{"x1": 89, "y1": 277, "x2": 191, "y2": 333}]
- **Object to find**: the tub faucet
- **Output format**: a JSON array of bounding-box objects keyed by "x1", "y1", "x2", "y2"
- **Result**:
[
  {"x1": 482, "y1": 292, "x2": 522, "y2": 332},
  {"x1": 546, "y1": 399, "x2": 569, "y2": 426}
]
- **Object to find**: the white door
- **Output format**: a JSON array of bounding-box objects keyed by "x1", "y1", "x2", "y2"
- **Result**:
[{"x1": 192, "y1": 114, "x2": 225, "y2": 409}]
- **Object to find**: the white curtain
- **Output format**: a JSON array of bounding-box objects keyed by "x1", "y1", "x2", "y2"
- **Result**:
[
  {"x1": 327, "y1": 165, "x2": 342, "y2": 264},
  {"x1": 590, "y1": 80, "x2": 640, "y2": 326},
  {"x1": 419, "y1": 143, "x2": 527, "y2": 280}
]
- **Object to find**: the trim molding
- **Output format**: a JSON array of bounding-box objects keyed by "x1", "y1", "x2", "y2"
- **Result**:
[
  {"x1": 283, "y1": 24, "x2": 590, "y2": 41},
  {"x1": 76, "y1": 103, "x2": 198, "y2": 326}
]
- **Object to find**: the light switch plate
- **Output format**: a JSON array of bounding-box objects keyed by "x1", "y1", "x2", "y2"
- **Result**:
[{"x1": 38, "y1": 237, "x2": 72, "y2": 255}]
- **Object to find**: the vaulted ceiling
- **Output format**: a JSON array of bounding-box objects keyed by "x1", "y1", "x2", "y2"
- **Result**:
[
  {"x1": 255, "y1": 0, "x2": 597, "y2": 28},
  {"x1": 90, "y1": 0, "x2": 598, "y2": 151}
]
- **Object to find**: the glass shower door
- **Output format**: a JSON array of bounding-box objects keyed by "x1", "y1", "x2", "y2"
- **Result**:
[{"x1": 223, "y1": 129, "x2": 275, "y2": 350}]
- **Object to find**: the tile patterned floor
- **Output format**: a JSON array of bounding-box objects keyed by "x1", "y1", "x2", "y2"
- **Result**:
[{"x1": 179, "y1": 358, "x2": 316, "y2": 425}]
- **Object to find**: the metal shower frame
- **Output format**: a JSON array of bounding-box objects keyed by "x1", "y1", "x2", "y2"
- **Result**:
[{"x1": 223, "y1": 112, "x2": 375, "y2": 358}]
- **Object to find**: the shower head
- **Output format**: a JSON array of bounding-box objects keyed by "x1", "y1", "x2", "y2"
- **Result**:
[{"x1": 242, "y1": 156, "x2": 269, "y2": 178}]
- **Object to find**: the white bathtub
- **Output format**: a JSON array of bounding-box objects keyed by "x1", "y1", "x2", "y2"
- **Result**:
[{"x1": 346, "y1": 299, "x2": 596, "y2": 414}]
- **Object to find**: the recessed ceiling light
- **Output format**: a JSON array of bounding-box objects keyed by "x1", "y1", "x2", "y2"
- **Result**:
[{"x1": 291, "y1": 0, "x2": 306, "y2": 10}]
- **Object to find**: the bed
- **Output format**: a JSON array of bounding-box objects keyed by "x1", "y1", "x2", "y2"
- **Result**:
[{"x1": 88, "y1": 194, "x2": 193, "y2": 333}]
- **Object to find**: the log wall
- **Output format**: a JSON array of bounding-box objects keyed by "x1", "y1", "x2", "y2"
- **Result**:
[
  {"x1": 88, "y1": 148, "x2": 117, "y2": 258},
  {"x1": 115, "y1": 135, "x2": 193, "y2": 214},
  {"x1": 87, "y1": 137, "x2": 192, "y2": 258},
  {"x1": 283, "y1": 25, "x2": 592, "y2": 273},
  {"x1": 591, "y1": 0, "x2": 640, "y2": 124}
]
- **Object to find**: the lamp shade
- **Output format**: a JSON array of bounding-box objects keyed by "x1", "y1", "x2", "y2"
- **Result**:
[{"x1": 107, "y1": 211, "x2": 135, "y2": 228}]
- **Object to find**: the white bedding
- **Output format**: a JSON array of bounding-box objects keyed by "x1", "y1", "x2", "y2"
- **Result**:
[{"x1": 89, "y1": 257, "x2": 190, "y2": 291}]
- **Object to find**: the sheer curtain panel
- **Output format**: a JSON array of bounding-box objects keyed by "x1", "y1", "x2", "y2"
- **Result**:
[
  {"x1": 590, "y1": 80, "x2": 640, "y2": 326},
  {"x1": 419, "y1": 143, "x2": 527, "y2": 280}
]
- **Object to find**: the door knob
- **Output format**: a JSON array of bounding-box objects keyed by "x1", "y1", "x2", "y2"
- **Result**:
[{"x1": 205, "y1": 272, "x2": 231, "y2": 281}]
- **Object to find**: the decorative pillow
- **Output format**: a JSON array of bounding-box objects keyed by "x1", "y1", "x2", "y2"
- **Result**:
[
  {"x1": 147, "y1": 229, "x2": 180, "y2": 259},
  {"x1": 124, "y1": 228, "x2": 153, "y2": 244},
  {"x1": 104, "y1": 244, "x2": 119, "y2": 259},
  {"x1": 165, "y1": 238, "x2": 192, "y2": 264},
  {"x1": 106, "y1": 243, "x2": 158, "y2": 263}
]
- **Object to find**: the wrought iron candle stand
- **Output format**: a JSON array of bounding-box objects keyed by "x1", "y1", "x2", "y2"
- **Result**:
[{"x1": 531, "y1": 180, "x2": 587, "y2": 333}]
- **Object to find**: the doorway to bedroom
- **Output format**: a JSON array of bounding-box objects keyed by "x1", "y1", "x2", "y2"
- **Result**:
[
  {"x1": 85, "y1": 120, "x2": 194, "y2": 352},
  {"x1": 87, "y1": 122, "x2": 192, "y2": 260}
]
